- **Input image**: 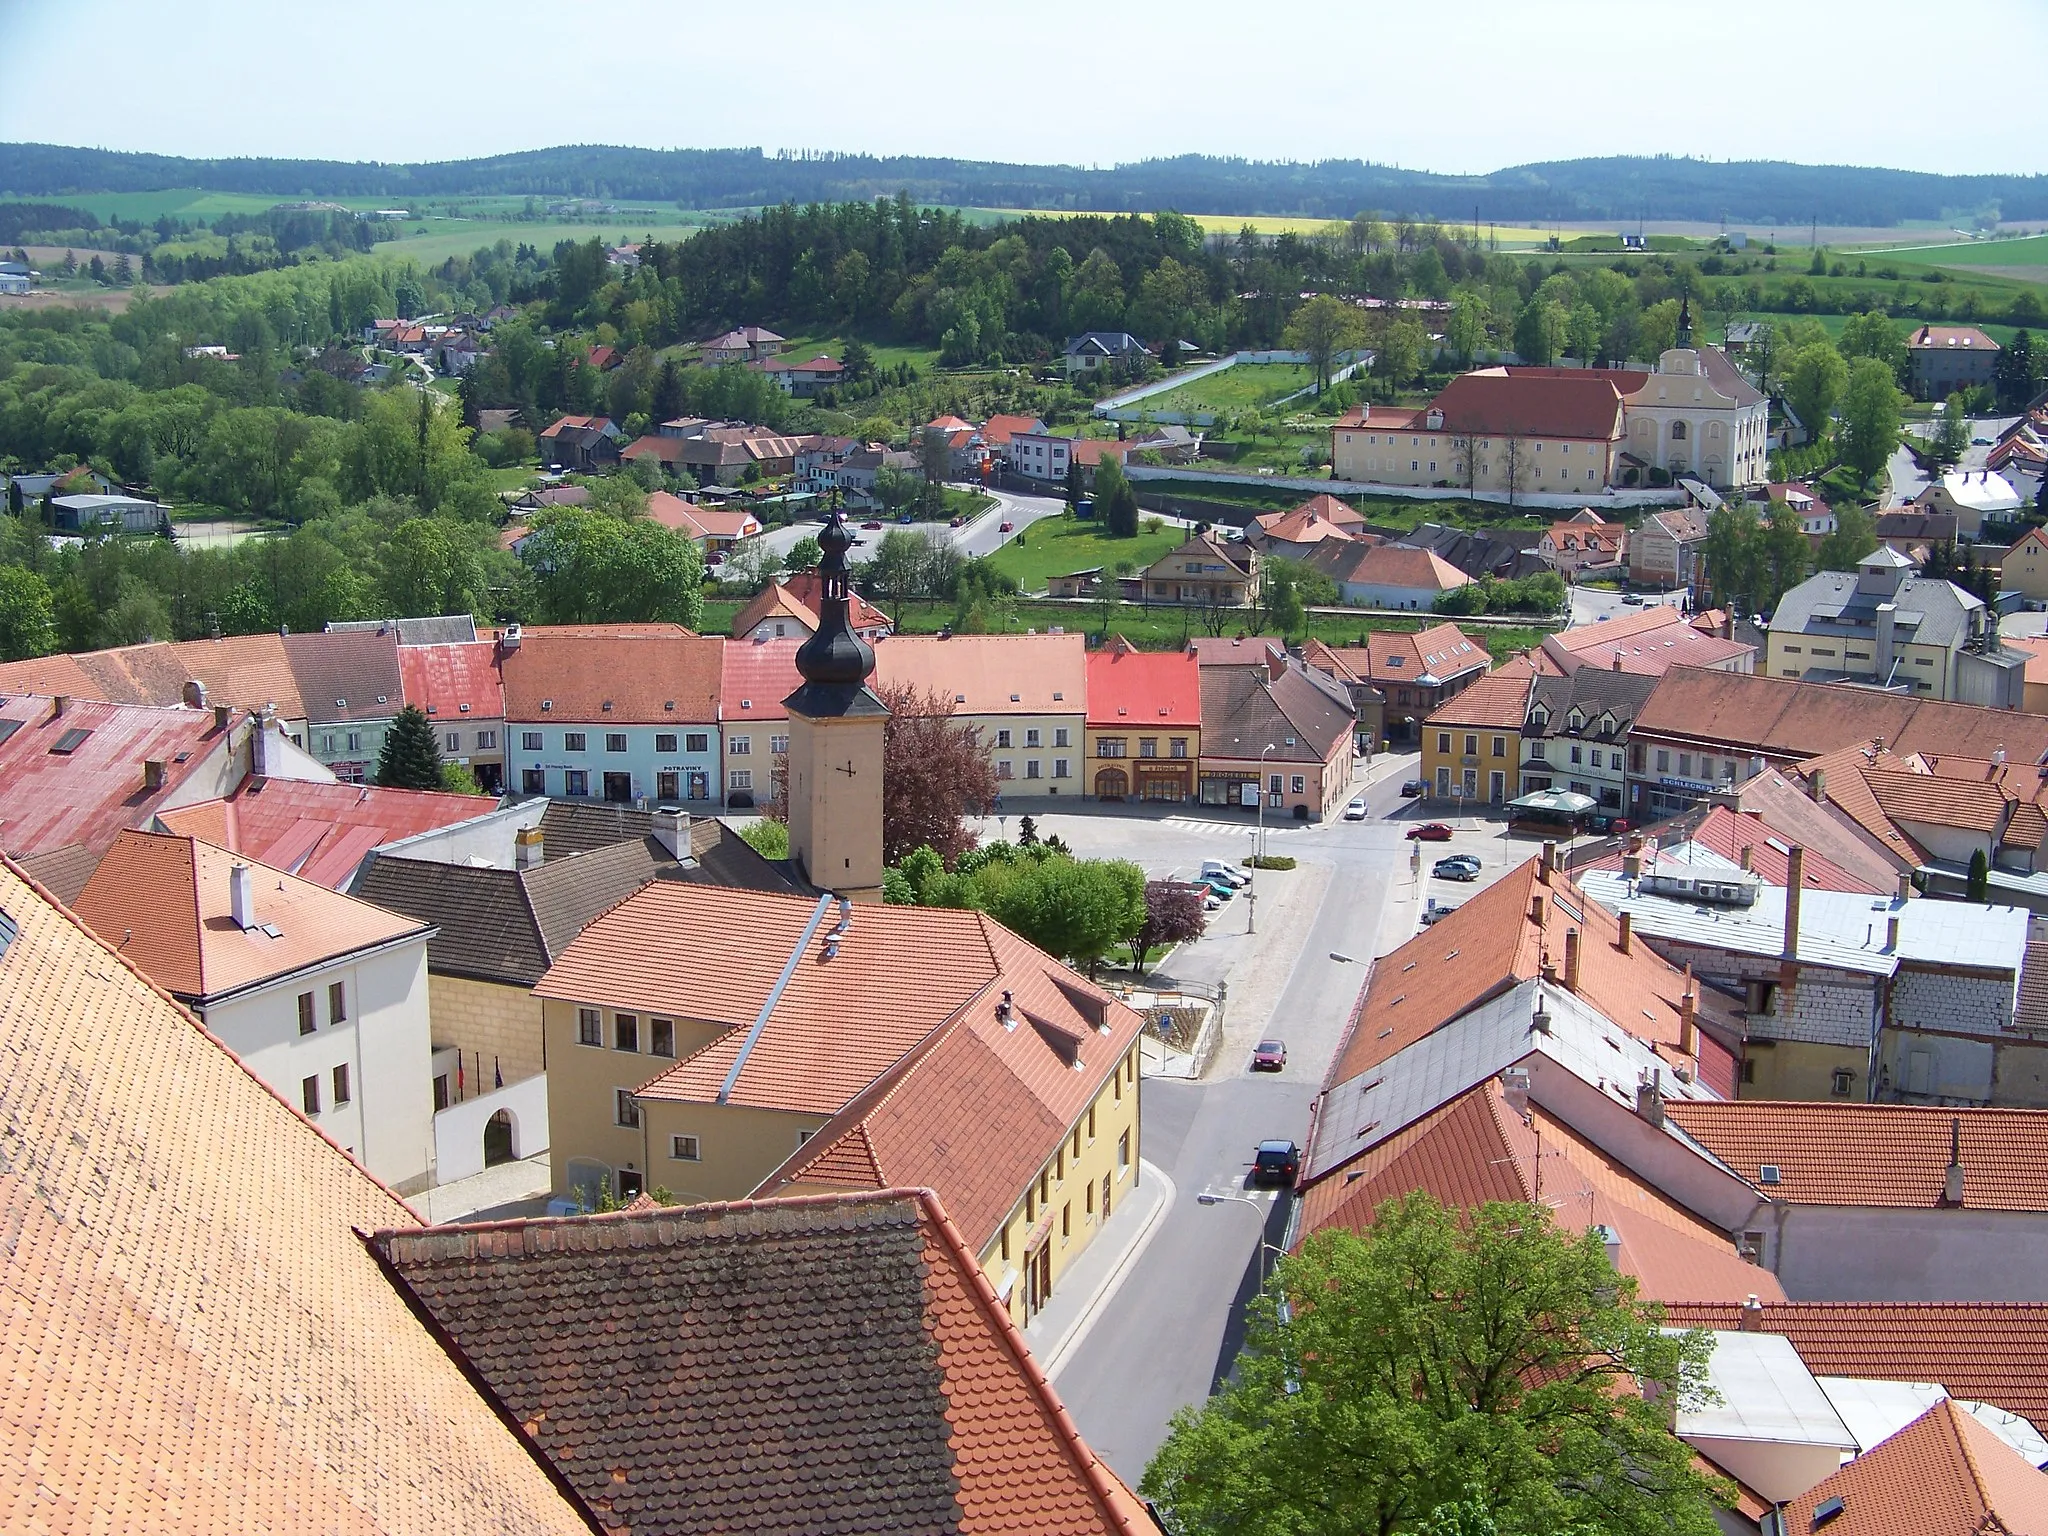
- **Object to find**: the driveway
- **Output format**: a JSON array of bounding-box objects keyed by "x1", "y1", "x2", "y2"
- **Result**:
[{"x1": 1569, "y1": 583, "x2": 1687, "y2": 627}]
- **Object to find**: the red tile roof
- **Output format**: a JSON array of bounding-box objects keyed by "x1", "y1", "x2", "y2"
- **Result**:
[
  {"x1": 1544, "y1": 605, "x2": 1756, "y2": 677},
  {"x1": 720, "y1": 633, "x2": 805, "y2": 725},
  {"x1": 498, "y1": 624, "x2": 721, "y2": 724},
  {"x1": 1909, "y1": 324, "x2": 2002, "y2": 353},
  {"x1": 980, "y1": 413, "x2": 1045, "y2": 445},
  {"x1": 1664, "y1": 1100, "x2": 2048, "y2": 1211},
  {"x1": 1421, "y1": 665, "x2": 1531, "y2": 730},
  {"x1": 1086, "y1": 640, "x2": 1201, "y2": 729},
  {"x1": 1787, "y1": 1399, "x2": 2048, "y2": 1536},
  {"x1": 0, "y1": 860, "x2": 592, "y2": 1535},
  {"x1": 1427, "y1": 368, "x2": 1630, "y2": 441},
  {"x1": 0, "y1": 694, "x2": 240, "y2": 860},
  {"x1": 1581, "y1": 804, "x2": 1888, "y2": 895},
  {"x1": 157, "y1": 778, "x2": 495, "y2": 891},
  {"x1": 1340, "y1": 544, "x2": 1471, "y2": 594},
  {"x1": 372, "y1": 1190, "x2": 1150, "y2": 1536},
  {"x1": 398, "y1": 641, "x2": 504, "y2": 722},
  {"x1": 732, "y1": 572, "x2": 894, "y2": 640},
  {"x1": 1069, "y1": 438, "x2": 1131, "y2": 468},
  {"x1": 1664, "y1": 1300, "x2": 2048, "y2": 1426}
]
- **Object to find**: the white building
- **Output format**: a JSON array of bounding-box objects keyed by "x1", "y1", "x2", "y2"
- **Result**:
[
  {"x1": 1008, "y1": 430, "x2": 1074, "y2": 484},
  {"x1": 73, "y1": 830, "x2": 438, "y2": 1192}
]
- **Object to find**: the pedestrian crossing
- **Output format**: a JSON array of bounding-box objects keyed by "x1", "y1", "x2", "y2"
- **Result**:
[{"x1": 1154, "y1": 815, "x2": 1306, "y2": 838}]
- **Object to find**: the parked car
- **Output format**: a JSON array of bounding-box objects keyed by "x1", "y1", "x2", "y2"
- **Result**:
[
  {"x1": 949, "y1": 516, "x2": 965, "y2": 527},
  {"x1": 1421, "y1": 898, "x2": 1461, "y2": 926},
  {"x1": 898, "y1": 512, "x2": 914, "y2": 524},
  {"x1": 1400, "y1": 779, "x2": 1427, "y2": 797},
  {"x1": 1343, "y1": 797, "x2": 1369, "y2": 821},
  {"x1": 861, "y1": 520, "x2": 883, "y2": 530},
  {"x1": 1201, "y1": 878, "x2": 1237, "y2": 900},
  {"x1": 1406, "y1": 822, "x2": 1454, "y2": 841},
  {"x1": 999, "y1": 520, "x2": 1015, "y2": 532},
  {"x1": 1622, "y1": 592, "x2": 1644, "y2": 606},
  {"x1": 705, "y1": 551, "x2": 724, "y2": 566},
  {"x1": 1251, "y1": 1140, "x2": 1300, "y2": 1186},
  {"x1": 1200, "y1": 860, "x2": 1250, "y2": 888},
  {"x1": 1589, "y1": 814, "x2": 1633, "y2": 834},
  {"x1": 1251, "y1": 1040, "x2": 1287, "y2": 1072},
  {"x1": 1433, "y1": 856, "x2": 1481, "y2": 882}
]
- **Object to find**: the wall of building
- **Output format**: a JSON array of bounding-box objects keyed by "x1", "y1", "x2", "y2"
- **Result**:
[
  {"x1": 1993, "y1": 1038, "x2": 2048, "y2": 1108},
  {"x1": 1424, "y1": 726, "x2": 1519, "y2": 806},
  {"x1": 1744, "y1": 1036, "x2": 1870, "y2": 1102},
  {"x1": 433, "y1": 1073, "x2": 549, "y2": 1183},
  {"x1": 506, "y1": 722, "x2": 721, "y2": 806},
  {"x1": 642, "y1": 1099, "x2": 829, "y2": 1206},
  {"x1": 204, "y1": 939, "x2": 434, "y2": 1192},
  {"x1": 543, "y1": 997, "x2": 721, "y2": 1201},
  {"x1": 1775, "y1": 1205, "x2": 2048, "y2": 1301},
  {"x1": 429, "y1": 973, "x2": 545, "y2": 1089},
  {"x1": 1085, "y1": 724, "x2": 1197, "y2": 802},
  {"x1": 981, "y1": 712, "x2": 1087, "y2": 797},
  {"x1": 1877, "y1": 1027, "x2": 1995, "y2": 1103},
  {"x1": 1890, "y1": 965, "x2": 2017, "y2": 1039}
]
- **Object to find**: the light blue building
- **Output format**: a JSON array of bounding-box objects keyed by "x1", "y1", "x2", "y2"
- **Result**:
[{"x1": 499, "y1": 625, "x2": 724, "y2": 808}]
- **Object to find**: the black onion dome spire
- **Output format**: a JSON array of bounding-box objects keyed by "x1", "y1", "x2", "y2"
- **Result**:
[{"x1": 793, "y1": 509, "x2": 876, "y2": 691}]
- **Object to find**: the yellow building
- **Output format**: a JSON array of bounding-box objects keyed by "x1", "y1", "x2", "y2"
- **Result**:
[
  {"x1": 1418, "y1": 661, "x2": 1535, "y2": 806},
  {"x1": 2005, "y1": 528, "x2": 2048, "y2": 605},
  {"x1": 1084, "y1": 638, "x2": 1201, "y2": 802}
]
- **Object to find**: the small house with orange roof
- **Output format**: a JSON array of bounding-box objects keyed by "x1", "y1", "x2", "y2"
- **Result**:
[
  {"x1": 980, "y1": 412, "x2": 1047, "y2": 468},
  {"x1": 72, "y1": 829, "x2": 437, "y2": 1190},
  {"x1": 397, "y1": 639, "x2": 507, "y2": 789},
  {"x1": 644, "y1": 488, "x2": 762, "y2": 553},
  {"x1": 719, "y1": 633, "x2": 804, "y2": 808},
  {"x1": 1418, "y1": 655, "x2": 1537, "y2": 804},
  {"x1": 1362, "y1": 618, "x2": 1491, "y2": 744},
  {"x1": 1084, "y1": 636, "x2": 1200, "y2": 802},
  {"x1": 535, "y1": 413, "x2": 623, "y2": 472},
  {"x1": 1246, "y1": 498, "x2": 1364, "y2": 560},
  {"x1": 732, "y1": 570, "x2": 894, "y2": 645}
]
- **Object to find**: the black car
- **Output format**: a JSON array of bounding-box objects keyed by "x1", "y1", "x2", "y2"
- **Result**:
[{"x1": 1252, "y1": 1140, "x2": 1300, "y2": 1186}]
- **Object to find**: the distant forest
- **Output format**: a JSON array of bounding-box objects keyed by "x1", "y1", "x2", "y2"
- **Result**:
[{"x1": 4, "y1": 143, "x2": 2046, "y2": 227}]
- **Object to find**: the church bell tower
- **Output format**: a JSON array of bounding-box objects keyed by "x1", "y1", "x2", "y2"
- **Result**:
[{"x1": 782, "y1": 509, "x2": 888, "y2": 900}]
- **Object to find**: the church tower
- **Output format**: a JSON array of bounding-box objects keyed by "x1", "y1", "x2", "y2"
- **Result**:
[{"x1": 782, "y1": 509, "x2": 887, "y2": 900}]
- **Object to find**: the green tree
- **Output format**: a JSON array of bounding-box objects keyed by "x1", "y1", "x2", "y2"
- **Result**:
[
  {"x1": 1446, "y1": 293, "x2": 1487, "y2": 366},
  {"x1": 1816, "y1": 503, "x2": 1878, "y2": 572},
  {"x1": 1372, "y1": 314, "x2": 1426, "y2": 389},
  {"x1": 1284, "y1": 294, "x2": 1365, "y2": 394},
  {"x1": 0, "y1": 566, "x2": 58, "y2": 660},
  {"x1": 1930, "y1": 393, "x2": 1970, "y2": 470},
  {"x1": 1968, "y1": 848, "x2": 1990, "y2": 903},
  {"x1": 1095, "y1": 455, "x2": 1140, "y2": 538},
  {"x1": 1065, "y1": 459, "x2": 1084, "y2": 511},
  {"x1": 521, "y1": 505, "x2": 704, "y2": 627},
  {"x1": 1838, "y1": 310, "x2": 1909, "y2": 382},
  {"x1": 785, "y1": 535, "x2": 823, "y2": 571},
  {"x1": 374, "y1": 705, "x2": 446, "y2": 791},
  {"x1": 1142, "y1": 1194, "x2": 1721, "y2": 1536},
  {"x1": 1262, "y1": 557, "x2": 1307, "y2": 636},
  {"x1": 440, "y1": 761, "x2": 485, "y2": 796},
  {"x1": 1782, "y1": 342, "x2": 1849, "y2": 444},
  {"x1": 1838, "y1": 356, "x2": 1904, "y2": 490},
  {"x1": 381, "y1": 517, "x2": 481, "y2": 618}
]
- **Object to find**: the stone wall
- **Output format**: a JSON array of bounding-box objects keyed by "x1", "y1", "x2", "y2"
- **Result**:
[{"x1": 429, "y1": 973, "x2": 545, "y2": 1090}]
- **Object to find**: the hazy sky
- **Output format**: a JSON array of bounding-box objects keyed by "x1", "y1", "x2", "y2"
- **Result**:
[{"x1": 2, "y1": 0, "x2": 2043, "y2": 176}]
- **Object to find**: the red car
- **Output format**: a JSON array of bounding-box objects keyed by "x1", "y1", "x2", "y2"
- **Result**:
[
  {"x1": 949, "y1": 516, "x2": 965, "y2": 527},
  {"x1": 861, "y1": 520, "x2": 883, "y2": 531},
  {"x1": 1251, "y1": 1039, "x2": 1287, "y2": 1072},
  {"x1": 999, "y1": 520, "x2": 1015, "y2": 532},
  {"x1": 1406, "y1": 822, "x2": 1454, "y2": 841}
]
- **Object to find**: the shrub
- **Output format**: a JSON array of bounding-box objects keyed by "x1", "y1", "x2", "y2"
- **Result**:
[{"x1": 1245, "y1": 854, "x2": 1297, "y2": 871}]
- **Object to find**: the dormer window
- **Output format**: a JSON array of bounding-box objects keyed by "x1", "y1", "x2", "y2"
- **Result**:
[{"x1": 1568, "y1": 711, "x2": 1584, "y2": 731}]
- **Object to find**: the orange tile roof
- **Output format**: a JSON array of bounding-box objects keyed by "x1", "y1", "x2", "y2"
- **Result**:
[
  {"x1": 1343, "y1": 544, "x2": 1471, "y2": 594},
  {"x1": 1787, "y1": 742, "x2": 1931, "y2": 866},
  {"x1": 1778, "y1": 1399, "x2": 2048, "y2": 1536},
  {"x1": 874, "y1": 633, "x2": 1087, "y2": 716},
  {"x1": 0, "y1": 858, "x2": 593, "y2": 1534},
  {"x1": 1422, "y1": 665, "x2": 1532, "y2": 730},
  {"x1": 1252, "y1": 504, "x2": 1357, "y2": 547},
  {"x1": 1578, "y1": 804, "x2": 1889, "y2": 895},
  {"x1": 539, "y1": 883, "x2": 1008, "y2": 1114},
  {"x1": 498, "y1": 624, "x2": 721, "y2": 724},
  {"x1": 757, "y1": 923, "x2": 1144, "y2": 1249},
  {"x1": 1291, "y1": 492, "x2": 1367, "y2": 531},
  {"x1": 1663, "y1": 1300, "x2": 2048, "y2": 1426},
  {"x1": 171, "y1": 632, "x2": 308, "y2": 719},
  {"x1": 733, "y1": 573, "x2": 893, "y2": 639},
  {"x1": 1296, "y1": 1080, "x2": 1785, "y2": 1307},
  {"x1": 1865, "y1": 763, "x2": 2011, "y2": 834},
  {"x1": 0, "y1": 694, "x2": 241, "y2": 860},
  {"x1": 398, "y1": 641, "x2": 504, "y2": 721},
  {"x1": 1543, "y1": 606, "x2": 1755, "y2": 676},
  {"x1": 156, "y1": 779, "x2": 495, "y2": 891},
  {"x1": 73, "y1": 830, "x2": 429, "y2": 1000},
  {"x1": 720, "y1": 632, "x2": 805, "y2": 724},
  {"x1": 373, "y1": 1190, "x2": 1149, "y2": 1536},
  {"x1": 1068, "y1": 437, "x2": 1131, "y2": 467},
  {"x1": 1365, "y1": 620, "x2": 1488, "y2": 684},
  {"x1": 1664, "y1": 1100, "x2": 2048, "y2": 1211},
  {"x1": 1329, "y1": 857, "x2": 1704, "y2": 1086},
  {"x1": 979, "y1": 413, "x2": 1044, "y2": 445},
  {"x1": 1086, "y1": 640, "x2": 1201, "y2": 728}
]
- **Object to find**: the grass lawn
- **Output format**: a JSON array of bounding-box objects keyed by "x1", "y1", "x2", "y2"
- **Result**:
[
  {"x1": 1122, "y1": 362, "x2": 1318, "y2": 420},
  {"x1": 759, "y1": 329, "x2": 942, "y2": 375},
  {"x1": 983, "y1": 514, "x2": 1185, "y2": 592}
]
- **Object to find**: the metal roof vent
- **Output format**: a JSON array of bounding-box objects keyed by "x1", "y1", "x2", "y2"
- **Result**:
[
  {"x1": 664, "y1": 700, "x2": 675, "y2": 710},
  {"x1": 541, "y1": 700, "x2": 553, "y2": 710},
  {"x1": 1812, "y1": 1495, "x2": 1846, "y2": 1529},
  {"x1": 335, "y1": 698, "x2": 346, "y2": 708},
  {"x1": 1010, "y1": 693, "x2": 1021, "y2": 702},
  {"x1": 459, "y1": 702, "x2": 470, "y2": 712},
  {"x1": 1760, "y1": 1164, "x2": 1782, "y2": 1185},
  {"x1": 376, "y1": 695, "x2": 387, "y2": 705},
  {"x1": 602, "y1": 700, "x2": 613, "y2": 711}
]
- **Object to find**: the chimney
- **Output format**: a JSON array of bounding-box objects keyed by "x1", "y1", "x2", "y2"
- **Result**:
[
  {"x1": 1563, "y1": 928, "x2": 1582, "y2": 992},
  {"x1": 142, "y1": 758, "x2": 166, "y2": 791},
  {"x1": 1612, "y1": 650, "x2": 1623, "y2": 671},
  {"x1": 1680, "y1": 979, "x2": 1698, "y2": 1058},
  {"x1": 1539, "y1": 843, "x2": 1554, "y2": 885},
  {"x1": 212, "y1": 703, "x2": 231, "y2": 734},
  {"x1": 51, "y1": 695, "x2": 69, "y2": 718},
  {"x1": 1499, "y1": 1065, "x2": 1531, "y2": 1121},
  {"x1": 1808, "y1": 769, "x2": 1828, "y2": 806},
  {"x1": 1740, "y1": 843, "x2": 1754, "y2": 872},
  {"x1": 1941, "y1": 1118, "x2": 1965, "y2": 1207},
  {"x1": 514, "y1": 824, "x2": 545, "y2": 869},
  {"x1": 1618, "y1": 910, "x2": 1633, "y2": 954},
  {"x1": 1622, "y1": 831, "x2": 1644, "y2": 881},
  {"x1": 1887, "y1": 915, "x2": 1901, "y2": 951},
  {"x1": 1635, "y1": 1069, "x2": 1666, "y2": 1128},
  {"x1": 1898, "y1": 872, "x2": 1913, "y2": 902},
  {"x1": 252, "y1": 705, "x2": 273, "y2": 776},
  {"x1": 1783, "y1": 846, "x2": 1805, "y2": 960},
  {"x1": 1597, "y1": 1224, "x2": 1623, "y2": 1269},
  {"x1": 651, "y1": 807, "x2": 692, "y2": 863},
  {"x1": 1532, "y1": 988, "x2": 1552, "y2": 1033},
  {"x1": 229, "y1": 863, "x2": 257, "y2": 931},
  {"x1": 1530, "y1": 892, "x2": 1546, "y2": 926},
  {"x1": 1739, "y1": 1294, "x2": 1764, "y2": 1332},
  {"x1": 1721, "y1": 613, "x2": 1734, "y2": 640},
  {"x1": 1876, "y1": 602, "x2": 1897, "y2": 679},
  {"x1": 1266, "y1": 648, "x2": 1289, "y2": 683},
  {"x1": 500, "y1": 622, "x2": 523, "y2": 652},
  {"x1": 181, "y1": 679, "x2": 207, "y2": 709}
]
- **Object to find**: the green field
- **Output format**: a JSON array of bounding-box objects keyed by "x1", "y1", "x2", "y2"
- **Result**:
[
  {"x1": 1850, "y1": 233, "x2": 2048, "y2": 268},
  {"x1": 983, "y1": 514, "x2": 1185, "y2": 592},
  {"x1": 370, "y1": 217, "x2": 722, "y2": 268},
  {"x1": 1119, "y1": 362, "x2": 1320, "y2": 420}
]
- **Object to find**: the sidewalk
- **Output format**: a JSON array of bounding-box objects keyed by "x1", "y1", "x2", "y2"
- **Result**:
[
  {"x1": 1029, "y1": 1159, "x2": 1173, "y2": 1380},
  {"x1": 408, "y1": 1151, "x2": 552, "y2": 1224}
]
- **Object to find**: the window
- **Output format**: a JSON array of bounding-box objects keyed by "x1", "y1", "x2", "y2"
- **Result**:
[
  {"x1": 1056, "y1": 1148, "x2": 1065, "y2": 1182},
  {"x1": 614, "y1": 1013, "x2": 638, "y2": 1052},
  {"x1": 1171, "y1": 737, "x2": 1188, "y2": 758},
  {"x1": 1831, "y1": 1068, "x2": 1855, "y2": 1098},
  {"x1": 1491, "y1": 736, "x2": 1506, "y2": 757},
  {"x1": 996, "y1": 730, "x2": 1012, "y2": 748},
  {"x1": 1437, "y1": 731, "x2": 1452, "y2": 754},
  {"x1": 327, "y1": 981, "x2": 346, "y2": 1026},
  {"x1": 1054, "y1": 728, "x2": 1070, "y2": 747},
  {"x1": 564, "y1": 732, "x2": 587, "y2": 753},
  {"x1": 671, "y1": 1134, "x2": 700, "y2": 1161},
  {"x1": 1678, "y1": 754, "x2": 1692, "y2": 777},
  {"x1": 729, "y1": 735, "x2": 751, "y2": 755},
  {"x1": 521, "y1": 731, "x2": 543, "y2": 752},
  {"x1": 1268, "y1": 773, "x2": 1283, "y2": 794},
  {"x1": 522, "y1": 767, "x2": 546, "y2": 794},
  {"x1": 996, "y1": 761, "x2": 1013, "y2": 779},
  {"x1": 651, "y1": 1018, "x2": 674, "y2": 1057},
  {"x1": 298, "y1": 992, "x2": 316, "y2": 1035},
  {"x1": 1098, "y1": 737, "x2": 1125, "y2": 758},
  {"x1": 1741, "y1": 1058, "x2": 1757, "y2": 1084},
  {"x1": 605, "y1": 733, "x2": 627, "y2": 753},
  {"x1": 615, "y1": 1089, "x2": 640, "y2": 1128},
  {"x1": 1025, "y1": 760, "x2": 1041, "y2": 779},
  {"x1": 1087, "y1": 1105, "x2": 1096, "y2": 1141},
  {"x1": 655, "y1": 732, "x2": 678, "y2": 753},
  {"x1": 1054, "y1": 758, "x2": 1070, "y2": 778},
  {"x1": 302, "y1": 1076, "x2": 321, "y2": 1115},
  {"x1": 1656, "y1": 750, "x2": 1671, "y2": 773},
  {"x1": 1671, "y1": 421, "x2": 1688, "y2": 440},
  {"x1": 446, "y1": 731, "x2": 461, "y2": 752},
  {"x1": 346, "y1": 731, "x2": 362, "y2": 754},
  {"x1": 1464, "y1": 734, "x2": 1478, "y2": 756},
  {"x1": 1570, "y1": 745, "x2": 1583, "y2": 764},
  {"x1": 1118, "y1": 1130, "x2": 1130, "y2": 1170},
  {"x1": 332, "y1": 1064, "x2": 351, "y2": 1106},
  {"x1": 1291, "y1": 775, "x2": 1305, "y2": 795},
  {"x1": 1086, "y1": 1180, "x2": 1095, "y2": 1217},
  {"x1": 321, "y1": 734, "x2": 336, "y2": 754},
  {"x1": 1528, "y1": 741, "x2": 1545, "y2": 762},
  {"x1": 1140, "y1": 738, "x2": 1157, "y2": 758},
  {"x1": 578, "y1": 1007, "x2": 602, "y2": 1045},
  {"x1": 770, "y1": 734, "x2": 788, "y2": 755},
  {"x1": 1025, "y1": 729, "x2": 1041, "y2": 748},
  {"x1": 476, "y1": 730, "x2": 496, "y2": 750},
  {"x1": 565, "y1": 769, "x2": 588, "y2": 797},
  {"x1": 729, "y1": 769, "x2": 753, "y2": 790},
  {"x1": 1061, "y1": 1203, "x2": 1071, "y2": 1242}
]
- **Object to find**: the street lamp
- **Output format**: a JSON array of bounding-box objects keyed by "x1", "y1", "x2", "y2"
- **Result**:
[
  {"x1": 1250, "y1": 742, "x2": 1276, "y2": 934},
  {"x1": 1196, "y1": 1191, "x2": 1288, "y2": 1283}
]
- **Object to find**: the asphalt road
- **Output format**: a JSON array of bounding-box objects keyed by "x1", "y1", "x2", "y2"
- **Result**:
[
  {"x1": 753, "y1": 484, "x2": 1067, "y2": 568},
  {"x1": 1568, "y1": 582, "x2": 1688, "y2": 627},
  {"x1": 1008, "y1": 763, "x2": 1448, "y2": 1484}
]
